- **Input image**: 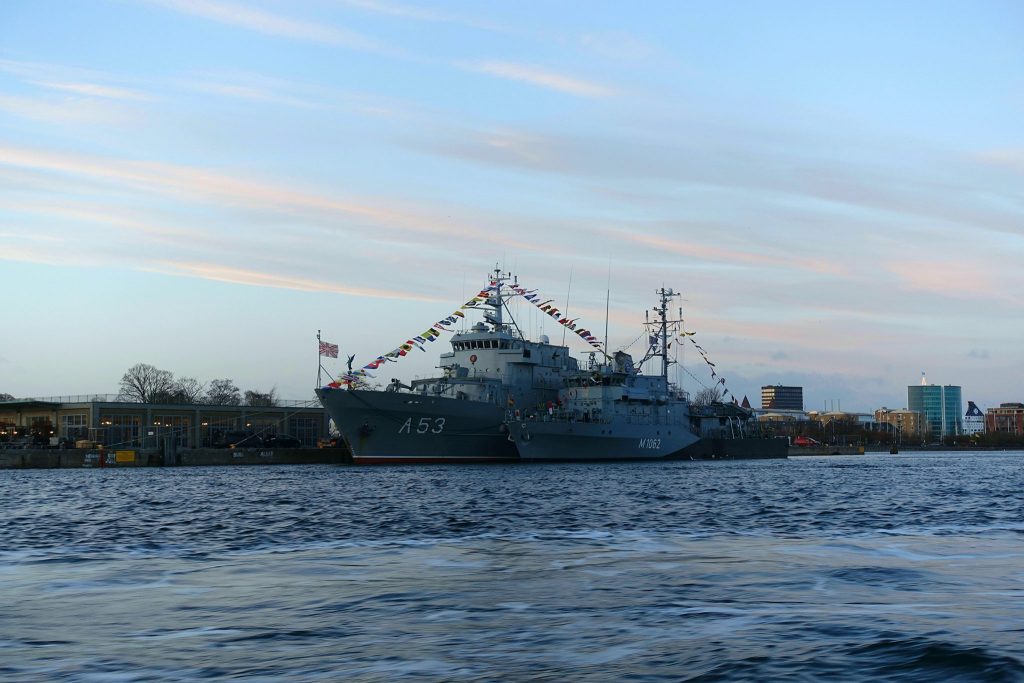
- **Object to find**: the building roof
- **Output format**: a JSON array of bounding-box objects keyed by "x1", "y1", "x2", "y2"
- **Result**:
[{"x1": 0, "y1": 399, "x2": 61, "y2": 410}]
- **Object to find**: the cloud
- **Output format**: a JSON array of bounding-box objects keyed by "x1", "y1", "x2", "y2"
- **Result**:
[
  {"x1": 579, "y1": 32, "x2": 658, "y2": 61},
  {"x1": 458, "y1": 61, "x2": 615, "y2": 98},
  {"x1": 173, "y1": 71, "x2": 406, "y2": 116},
  {"x1": 967, "y1": 348, "x2": 990, "y2": 360},
  {"x1": 0, "y1": 58, "x2": 154, "y2": 99},
  {"x1": 0, "y1": 143, "x2": 444, "y2": 237},
  {"x1": 603, "y1": 228, "x2": 838, "y2": 275},
  {"x1": 975, "y1": 147, "x2": 1024, "y2": 174},
  {"x1": 180, "y1": 79, "x2": 320, "y2": 108},
  {"x1": 31, "y1": 81, "x2": 153, "y2": 101},
  {"x1": 0, "y1": 148, "x2": 548, "y2": 296},
  {"x1": 0, "y1": 94, "x2": 131, "y2": 125},
  {"x1": 340, "y1": 0, "x2": 502, "y2": 31},
  {"x1": 143, "y1": 261, "x2": 446, "y2": 301},
  {"x1": 886, "y1": 259, "x2": 1002, "y2": 301},
  {"x1": 409, "y1": 123, "x2": 1024, "y2": 241},
  {"x1": 145, "y1": 0, "x2": 393, "y2": 54}
]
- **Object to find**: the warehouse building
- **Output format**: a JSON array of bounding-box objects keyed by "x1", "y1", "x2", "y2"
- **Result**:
[{"x1": 0, "y1": 394, "x2": 329, "y2": 449}]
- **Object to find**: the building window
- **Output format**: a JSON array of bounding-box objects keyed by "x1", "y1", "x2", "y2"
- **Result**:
[
  {"x1": 29, "y1": 417, "x2": 54, "y2": 439},
  {"x1": 203, "y1": 416, "x2": 240, "y2": 447},
  {"x1": 154, "y1": 415, "x2": 192, "y2": 448},
  {"x1": 102, "y1": 414, "x2": 142, "y2": 447},
  {"x1": 60, "y1": 414, "x2": 89, "y2": 440},
  {"x1": 288, "y1": 416, "x2": 321, "y2": 446}
]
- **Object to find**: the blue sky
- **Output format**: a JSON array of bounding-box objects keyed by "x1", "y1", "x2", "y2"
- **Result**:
[{"x1": 1, "y1": 0, "x2": 1022, "y2": 411}]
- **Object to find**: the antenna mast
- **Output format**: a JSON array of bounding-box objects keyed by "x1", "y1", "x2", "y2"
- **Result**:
[{"x1": 653, "y1": 287, "x2": 682, "y2": 379}]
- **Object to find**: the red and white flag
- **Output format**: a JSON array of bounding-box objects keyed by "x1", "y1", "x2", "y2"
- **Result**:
[{"x1": 319, "y1": 341, "x2": 339, "y2": 358}]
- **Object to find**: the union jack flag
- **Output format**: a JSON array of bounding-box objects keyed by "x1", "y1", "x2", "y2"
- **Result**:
[{"x1": 319, "y1": 341, "x2": 339, "y2": 358}]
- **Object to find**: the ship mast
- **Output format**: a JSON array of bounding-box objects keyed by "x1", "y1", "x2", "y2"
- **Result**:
[
  {"x1": 484, "y1": 266, "x2": 505, "y2": 333},
  {"x1": 652, "y1": 287, "x2": 682, "y2": 380}
]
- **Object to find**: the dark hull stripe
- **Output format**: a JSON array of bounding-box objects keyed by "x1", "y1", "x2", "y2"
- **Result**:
[{"x1": 352, "y1": 455, "x2": 518, "y2": 465}]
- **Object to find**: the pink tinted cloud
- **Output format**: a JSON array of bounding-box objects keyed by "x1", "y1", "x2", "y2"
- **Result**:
[
  {"x1": 0, "y1": 144, "x2": 535, "y2": 249},
  {"x1": 460, "y1": 61, "x2": 615, "y2": 98},
  {"x1": 887, "y1": 260, "x2": 1003, "y2": 301},
  {"x1": 143, "y1": 261, "x2": 447, "y2": 301},
  {"x1": 607, "y1": 229, "x2": 842, "y2": 275}
]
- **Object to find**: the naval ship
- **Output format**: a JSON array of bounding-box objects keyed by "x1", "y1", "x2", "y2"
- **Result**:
[{"x1": 316, "y1": 270, "x2": 787, "y2": 463}]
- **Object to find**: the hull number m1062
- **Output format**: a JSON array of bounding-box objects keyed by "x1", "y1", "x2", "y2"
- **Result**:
[
  {"x1": 399, "y1": 417, "x2": 446, "y2": 434},
  {"x1": 638, "y1": 438, "x2": 661, "y2": 449}
]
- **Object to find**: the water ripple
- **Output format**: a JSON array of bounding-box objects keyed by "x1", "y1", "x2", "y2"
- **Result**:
[{"x1": 1, "y1": 452, "x2": 1023, "y2": 681}]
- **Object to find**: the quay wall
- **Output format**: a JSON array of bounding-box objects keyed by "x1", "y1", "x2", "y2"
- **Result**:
[
  {"x1": 0, "y1": 447, "x2": 350, "y2": 469},
  {"x1": 788, "y1": 446, "x2": 865, "y2": 456}
]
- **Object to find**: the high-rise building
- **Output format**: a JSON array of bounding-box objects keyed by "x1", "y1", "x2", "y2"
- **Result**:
[
  {"x1": 907, "y1": 374, "x2": 962, "y2": 439},
  {"x1": 761, "y1": 385, "x2": 803, "y2": 410},
  {"x1": 963, "y1": 401, "x2": 985, "y2": 435}
]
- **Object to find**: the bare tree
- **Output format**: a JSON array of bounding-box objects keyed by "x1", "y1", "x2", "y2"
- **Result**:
[
  {"x1": 171, "y1": 377, "x2": 206, "y2": 404},
  {"x1": 205, "y1": 378, "x2": 241, "y2": 405},
  {"x1": 691, "y1": 386, "x2": 724, "y2": 407},
  {"x1": 244, "y1": 388, "x2": 278, "y2": 407},
  {"x1": 0, "y1": 393, "x2": 14, "y2": 401},
  {"x1": 118, "y1": 363, "x2": 174, "y2": 403}
]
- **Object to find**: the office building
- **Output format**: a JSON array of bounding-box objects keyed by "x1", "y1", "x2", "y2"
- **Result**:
[
  {"x1": 761, "y1": 385, "x2": 803, "y2": 411},
  {"x1": 907, "y1": 375, "x2": 962, "y2": 439}
]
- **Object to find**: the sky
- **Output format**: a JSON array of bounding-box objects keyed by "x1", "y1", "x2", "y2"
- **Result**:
[{"x1": 1, "y1": 0, "x2": 1022, "y2": 412}]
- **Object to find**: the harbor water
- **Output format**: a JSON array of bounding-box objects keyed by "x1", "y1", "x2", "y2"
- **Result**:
[{"x1": 2, "y1": 452, "x2": 1023, "y2": 681}]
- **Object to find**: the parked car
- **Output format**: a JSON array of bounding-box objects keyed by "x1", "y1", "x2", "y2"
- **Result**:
[
  {"x1": 263, "y1": 434, "x2": 302, "y2": 448},
  {"x1": 213, "y1": 430, "x2": 263, "y2": 448}
]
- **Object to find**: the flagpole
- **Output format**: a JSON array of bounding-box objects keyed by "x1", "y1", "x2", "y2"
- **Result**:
[
  {"x1": 561, "y1": 266, "x2": 573, "y2": 347},
  {"x1": 317, "y1": 329, "x2": 322, "y2": 388}
]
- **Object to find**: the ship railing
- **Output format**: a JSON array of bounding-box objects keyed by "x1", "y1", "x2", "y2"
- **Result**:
[{"x1": 504, "y1": 409, "x2": 613, "y2": 425}]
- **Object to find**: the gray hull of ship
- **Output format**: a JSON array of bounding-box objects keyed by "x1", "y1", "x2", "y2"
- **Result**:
[
  {"x1": 675, "y1": 436, "x2": 789, "y2": 460},
  {"x1": 316, "y1": 388, "x2": 516, "y2": 464},
  {"x1": 510, "y1": 420, "x2": 700, "y2": 461}
]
